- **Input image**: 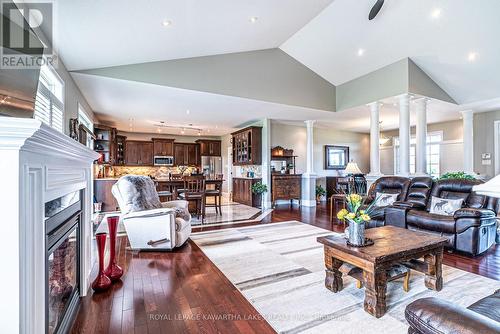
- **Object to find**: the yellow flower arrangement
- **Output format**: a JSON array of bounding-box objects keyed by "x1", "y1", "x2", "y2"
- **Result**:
[{"x1": 336, "y1": 192, "x2": 376, "y2": 225}]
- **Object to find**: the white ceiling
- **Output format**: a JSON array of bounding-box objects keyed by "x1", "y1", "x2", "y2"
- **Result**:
[
  {"x1": 281, "y1": 0, "x2": 500, "y2": 104},
  {"x1": 54, "y1": 0, "x2": 333, "y2": 71},
  {"x1": 73, "y1": 73, "x2": 493, "y2": 135},
  {"x1": 57, "y1": 0, "x2": 500, "y2": 135}
]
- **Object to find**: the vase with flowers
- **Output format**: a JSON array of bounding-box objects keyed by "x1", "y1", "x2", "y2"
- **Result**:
[{"x1": 336, "y1": 193, "x2": 376, "y2": 246}]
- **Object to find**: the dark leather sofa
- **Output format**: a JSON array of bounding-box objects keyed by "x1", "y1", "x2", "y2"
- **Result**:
[
  {"x1": 405, "y1": 289, "x2": 500, "y2": 334},
  {"x1": 366, "y1": 176, "x2": 498, "y2": 256}
]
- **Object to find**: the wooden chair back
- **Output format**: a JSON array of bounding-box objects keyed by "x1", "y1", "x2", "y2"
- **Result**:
[
  {"x1": 183, "y1": 175, "x2": 206, "y2": 194},
  {"x1": 171, "y1": 173, "x2": 183, "y2": 180}
]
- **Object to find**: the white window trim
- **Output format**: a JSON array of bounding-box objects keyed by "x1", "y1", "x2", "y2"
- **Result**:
[{"x1": 393, "y1": 131, "x2": 443, "y2": 176}]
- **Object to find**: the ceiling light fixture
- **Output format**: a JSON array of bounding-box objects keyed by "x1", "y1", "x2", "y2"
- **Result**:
[
  {"x1": 430, "y1": 8, "x2": 442, "y2": 19},
  {"x1": 181, "y1": 128, "x2": 185, "y2": 135},
  {"x1": 357, "y1": 48, "x2": 365, "y2": 56},
  {"x1": 186, "y1": 109, "x2": 190, "y2": 115},
  {"x1": 197, "y1": 130, "x2": 201, "y2": 136},
  {"x1": 249, "y1": 16, "x2": 258, "y2": 23},
  {"x1": 162, "y1": 20, "x2": 172, "y2": 27},
  {"x1": 468, "y1": 51, "x2": 479, "y2": 62}
]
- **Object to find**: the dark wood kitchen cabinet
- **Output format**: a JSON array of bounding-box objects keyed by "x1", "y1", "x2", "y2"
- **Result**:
[
  {"x1": 232, "y1": 177, "x2": 262, "y2": 207},
  {"x1": 196, "y1": 139, "x2": 222, "y2": 156},
  {"x1": 231, "y1": 126, "x2": 262, "y2": 166},
  {"x1": 173, "y1": 143, "x2": 200, "y2": 166},
  {"x1": 125, "y1": 140, "x2": 153, "y2": 165},
  {"x1": 152, "y1": 138, "x2": 174, "y2": 156}
]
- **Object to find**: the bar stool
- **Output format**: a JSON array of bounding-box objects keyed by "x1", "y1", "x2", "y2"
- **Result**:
[{"x1": 205, "y1": 174, "x2": 223, "y2": 216}]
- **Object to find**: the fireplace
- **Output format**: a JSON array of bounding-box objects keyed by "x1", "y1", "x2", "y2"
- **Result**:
[
  {"x1": 0, "y1": 118, "x2": 99, "y2": 332},
  {"x1": 45, "y1": 191, "x2": 82, "y2": 334}
]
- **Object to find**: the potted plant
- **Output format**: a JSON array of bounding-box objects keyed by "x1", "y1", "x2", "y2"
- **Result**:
[
  {"x1": 337, "y1": 193, "x2": 377, "y2": 246},
  {"x1": 316, "y1": 185, "x2": 326, "y2": 203},
  {"x1": 251, "y1": 181, "x2": 268, "y2": 210},
  {"x1": 438, "y1": 171, "x2": 476, "y2": 180}
]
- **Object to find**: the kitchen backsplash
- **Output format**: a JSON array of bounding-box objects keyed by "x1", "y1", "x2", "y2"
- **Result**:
[{"x1": 97, "y1": 166, "x2": 198, "y2": 178}]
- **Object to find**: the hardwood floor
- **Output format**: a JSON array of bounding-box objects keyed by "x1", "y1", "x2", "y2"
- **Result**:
[{"x1": 71, "y1": 203, "x2": 499, "y2": 334}]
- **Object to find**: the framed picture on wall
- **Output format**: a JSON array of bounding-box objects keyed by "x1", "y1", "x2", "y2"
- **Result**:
[{"x1": 324, "y1": 145, "x2": 349, "y2": 170}]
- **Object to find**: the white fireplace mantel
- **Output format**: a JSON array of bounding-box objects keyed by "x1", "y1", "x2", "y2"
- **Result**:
[{"x1": 0, "y1": 118, "x2": 99, "y2": 334}]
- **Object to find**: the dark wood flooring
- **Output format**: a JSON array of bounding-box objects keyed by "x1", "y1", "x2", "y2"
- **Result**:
[{"x1": 71, "y1": 203, "x2": 499, "y2": 334}]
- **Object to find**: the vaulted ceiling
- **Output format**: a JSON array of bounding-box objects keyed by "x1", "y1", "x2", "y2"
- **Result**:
[{"x1": 49, "y1": 0, "x2": 500, "y2": 134}]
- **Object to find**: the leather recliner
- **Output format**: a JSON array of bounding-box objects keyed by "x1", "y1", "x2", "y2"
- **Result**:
[
  {"x1": 405, "y1": 289, "x2": 500, "y2": 334},
  {"x1": 363, "y1": 176, "x2": 410, "y2": 228},
  {"x1": 385, "y1": 178, "x2": 498, "y2": 256}
]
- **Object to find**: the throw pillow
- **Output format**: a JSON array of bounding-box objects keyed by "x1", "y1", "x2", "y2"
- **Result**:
[
  {"x1": 429, "y1": 196, "x2": 463, "y2": 216},
  {"x1": 373, "y1": 192, "x2": 398, "y2": 207}
]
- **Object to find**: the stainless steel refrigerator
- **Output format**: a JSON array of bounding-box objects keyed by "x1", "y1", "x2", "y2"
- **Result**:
[{"x1": 201, "y1": 156, "x2": 222, "y2": 177}]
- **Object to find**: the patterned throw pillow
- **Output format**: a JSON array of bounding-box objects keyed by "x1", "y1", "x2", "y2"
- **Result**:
[
  {"x1": 373, "y1": 192, "x2": 398, "y2": 207},
  {"x1": 429, "y1": 196, "x2": 463, "y2": 216}
]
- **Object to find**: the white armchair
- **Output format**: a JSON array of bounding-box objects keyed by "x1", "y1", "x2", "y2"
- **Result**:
[{"x1": 111, "y1": 175, "x2": 191, "y2": 250}]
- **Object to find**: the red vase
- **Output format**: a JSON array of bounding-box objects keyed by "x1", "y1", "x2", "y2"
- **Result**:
[
  {"x1": 92, "y1": 233, "x2": 112, "y2": 292},
  {"x1": 104, "y1": 216, "x2": 123, "y2": 281}
]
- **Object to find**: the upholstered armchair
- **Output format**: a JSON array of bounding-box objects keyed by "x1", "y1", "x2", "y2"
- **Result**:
[{"x1": 111, "y1": 175, "x2": 191, "y2": 250}]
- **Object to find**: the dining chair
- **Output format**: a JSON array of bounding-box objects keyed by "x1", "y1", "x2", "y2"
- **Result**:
[
  {"x1": 178, "y1": 175, "x2": 206, "y2": 223},
  {"x1": 205, "y1": 174, "x2": 223, "y2": 216}
]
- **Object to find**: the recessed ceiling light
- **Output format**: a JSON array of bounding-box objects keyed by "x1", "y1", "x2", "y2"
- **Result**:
[
  {"x1": 186, "y1": 109, "x2": 190, "y2": 115},
  {"x1": 468, "y1": 51, "x2": 479, "y2": 62},
  {"x1": 357, "y1": 48, "x2": 365, "y2": 56},
  {"x1": 431, "y1": 8, "x2": 442, "y2": 19},
  {"x1": 162, "y1": 20, "x2": 172, "y2": 27},
  {"x1": 249, "y1": 16, "x2": 258, "y2": 23}
]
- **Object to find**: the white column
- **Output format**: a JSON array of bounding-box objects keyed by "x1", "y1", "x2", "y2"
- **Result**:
[
  {"x1": 261, "y1": 118, "x2": 272, "y2": 209},
  {"x1": 462, "y1": 110, "x2": 474, "y2": 174},
  {"x1": 302, "y1": 120, "x2": 317, "y2": 207},
  {"x1": 415, "y1": 98, "x2": 428, "y2": 175},
  {"x1": 367, "y1": 102, "x2": 382, "y2": 176},
  {"x1": 398, "y1": 94, "x2": 411, "y2": 176}
]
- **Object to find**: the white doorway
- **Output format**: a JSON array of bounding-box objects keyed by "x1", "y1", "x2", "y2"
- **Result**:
[{"x1": 495, "y1": 121, "x2": 500, "y2": 175}]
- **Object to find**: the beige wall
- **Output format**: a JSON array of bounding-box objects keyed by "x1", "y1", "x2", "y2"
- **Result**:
[
  {"x1": 270, "y1": 122, "x2": 370, "y2": 189},
  {"x1": 474, "y1": 110, "x2": 500, "y2": 178}
]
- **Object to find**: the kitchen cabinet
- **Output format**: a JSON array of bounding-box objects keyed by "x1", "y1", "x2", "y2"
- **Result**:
[
  {"x1": 196, "y1": 139, "x2": 221, "y2": 156},
  {"x1": 232, "y1": 177, "x2": 261, "y2": 207},
  {"x1": 231, "y1": 126, "x2": 261, "y2": 165},
  {"x1": 94, "y1": 125, "x2": 117, "y2": 164},
  {"x1": 271, "y1": 174, "x2": 302, "y2": 207},
  {"x1": 174, "y1": 143, "x2": 200, "y2": 166},
  {"x1": 94, "y1": 179, "x2": 119, "y2": 212},
  {"x1": 125, "y1": 140, "x2": 153, "y2": 165},
  {"x1": 152, "y1": 138, "x2": 174, "y2": 156}
]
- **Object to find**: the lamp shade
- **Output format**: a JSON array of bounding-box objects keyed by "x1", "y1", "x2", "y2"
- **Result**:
[
  {"x1": 344, "y1": 162, "x2": 362, "y2": 175},
  {"x1": 472, "y1": 174, "x2": 500, "y2": 198}
]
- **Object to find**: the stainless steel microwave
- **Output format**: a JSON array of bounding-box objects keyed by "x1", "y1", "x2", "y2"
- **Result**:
[{"x1": 154, "y1": 156, "x2": 174, "y2": 166}]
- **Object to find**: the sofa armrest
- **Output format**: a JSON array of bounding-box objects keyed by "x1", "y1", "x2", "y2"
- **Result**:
[
  {"x1": 123, "y1": 207, "x2": 174, "y2": 220},
  {"x1": 454, "y1": 208, "x2": 495, "y2": 219},
  {"x1": 405, "y1": 297, "x2": 500, "y2": 334}
]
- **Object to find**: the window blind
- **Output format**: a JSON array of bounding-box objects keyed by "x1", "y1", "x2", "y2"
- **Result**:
[{"x1": 34, "y1": 65, "x2": 64, "y2": 133}]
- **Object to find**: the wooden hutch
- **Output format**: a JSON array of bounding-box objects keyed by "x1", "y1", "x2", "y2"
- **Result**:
[{"x1": 270, "y1": 146, "x2": 301, "y2": 207}]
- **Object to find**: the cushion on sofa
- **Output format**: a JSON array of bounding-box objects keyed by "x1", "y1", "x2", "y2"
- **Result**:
[
  {"x1": 429, "y1": 196, "x2": 463, "y2": 216},
  {"x1": 467, "y1": 290, "x2": 500, "y2": 322},
  {"x1": 407, "y1": 210, "x2": 456, "y2": 234}
]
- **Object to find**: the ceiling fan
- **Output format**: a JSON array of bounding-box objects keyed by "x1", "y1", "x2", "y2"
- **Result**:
[{"x1": 369, "y1": 0, "x2": 385, "y2": 20}]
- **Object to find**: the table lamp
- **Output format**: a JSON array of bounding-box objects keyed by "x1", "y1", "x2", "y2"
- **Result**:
[{"x1": 344, "y1": 161, "x2": 362, "y2": 175}]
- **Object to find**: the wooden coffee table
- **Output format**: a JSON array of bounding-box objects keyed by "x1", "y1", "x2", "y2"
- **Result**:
[{"x1": 317, "y1": 226, "x2": 448, "y2": 318}]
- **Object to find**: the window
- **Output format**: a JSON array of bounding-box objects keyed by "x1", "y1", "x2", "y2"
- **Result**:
[
  {"x1": 78, "y1": 103, "x2": 94, "y2": 148},
  {"x1": 34, "y1": 64, "x2": 64, "y2": 132},
  {"x1": 394, "y1": 132, "x2": 443, "y2": 178}
]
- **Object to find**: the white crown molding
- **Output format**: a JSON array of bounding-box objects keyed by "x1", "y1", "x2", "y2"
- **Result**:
[{"x1": 0, "y1": 118, "x2": 99, "y2": 161}]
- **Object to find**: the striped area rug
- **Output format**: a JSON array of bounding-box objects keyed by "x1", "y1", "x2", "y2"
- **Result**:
[{"x1": 191, "y1": 221, "x2": 500, "y2": 334}]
